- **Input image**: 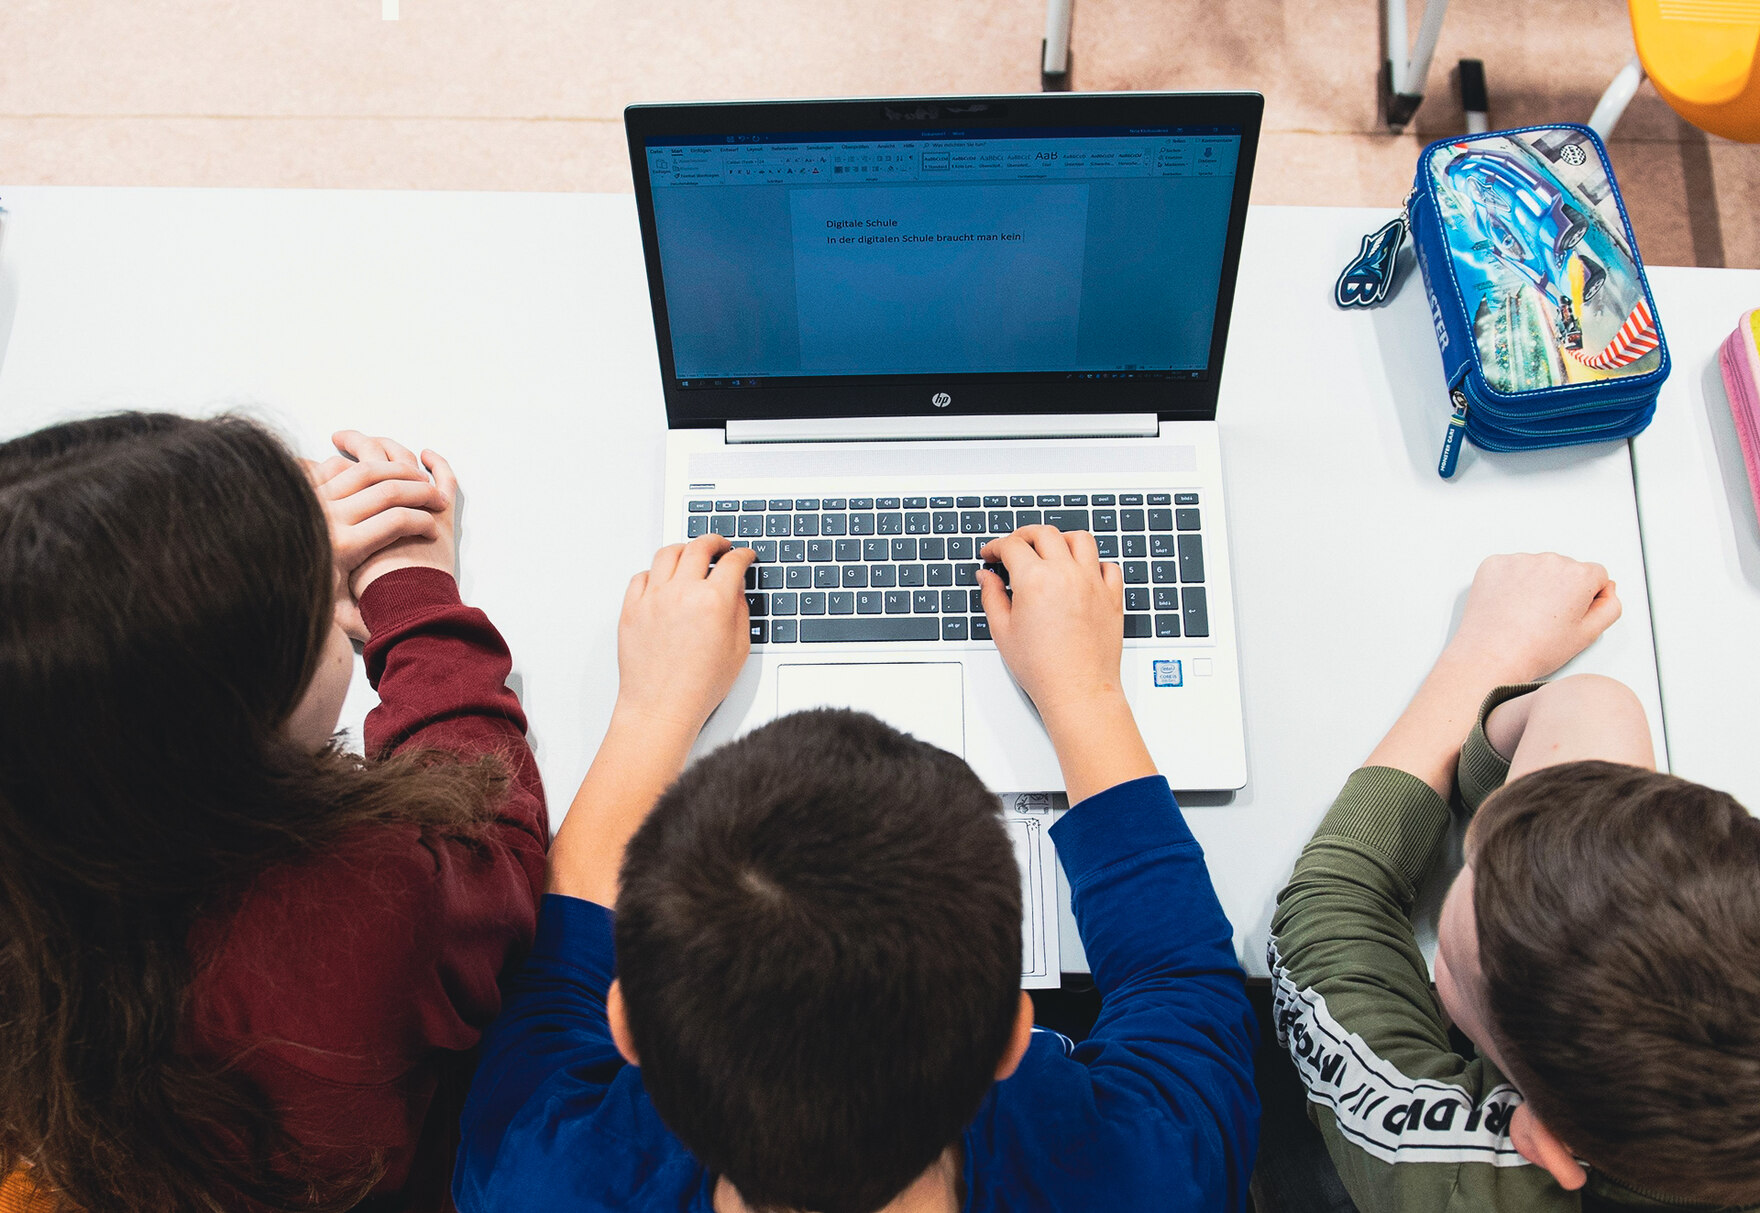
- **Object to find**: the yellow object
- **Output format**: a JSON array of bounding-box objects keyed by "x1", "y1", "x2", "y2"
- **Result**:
[{"x1": 1629, "y1": 0, "x2": 1760, "y2": 140}]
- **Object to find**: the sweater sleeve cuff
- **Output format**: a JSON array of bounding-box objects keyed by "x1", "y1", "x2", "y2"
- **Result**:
[
  {"x1": 357, "y1": 566, "x2": 464, "y2": 635},
  {"x1": 1051, "y1": 775, "x2": 1195, "y2": 888},
  {"x1": 529, "y1": 893, "x2": 618, "y2": 993},
  {"x1": 1314, "y1": 767, "x2": 1451, "y2": 893},
  {"x1": 1457, "y1": 682, "x2": 1545, "y2": 815}
]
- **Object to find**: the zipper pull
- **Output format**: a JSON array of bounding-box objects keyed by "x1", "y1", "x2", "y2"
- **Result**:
[
  {"x1": 1438, "y1": 388, "x2": 1469, "y2": 479},
  {"x1": 1335, "y1": 193, "x2": 1413, "y2": 309}
]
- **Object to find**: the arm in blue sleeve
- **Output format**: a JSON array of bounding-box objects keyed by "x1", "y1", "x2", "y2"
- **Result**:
[{"x1": 1049, "y1": 776, "x2": 1260, "y2": 1212}]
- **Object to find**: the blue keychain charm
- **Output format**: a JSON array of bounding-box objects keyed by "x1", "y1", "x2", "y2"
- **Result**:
[{"x1": 1335, "y1": 215, "x2": 1407, "y2": 309}]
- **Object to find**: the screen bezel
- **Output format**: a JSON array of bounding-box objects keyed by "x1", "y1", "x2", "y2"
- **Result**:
[{"x1": 625, "y1": 92, "x2": 1263, "y2": 429}]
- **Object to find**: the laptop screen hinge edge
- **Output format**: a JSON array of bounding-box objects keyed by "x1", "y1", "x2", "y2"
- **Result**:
[{"x1": 725, "y1": 414, "x2": 1160, "y2": 444}]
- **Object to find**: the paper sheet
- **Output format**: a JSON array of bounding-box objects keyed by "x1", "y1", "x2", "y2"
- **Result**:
[{"x1": 1004, "y1": 792, "x2": 1062, "y2": 988}]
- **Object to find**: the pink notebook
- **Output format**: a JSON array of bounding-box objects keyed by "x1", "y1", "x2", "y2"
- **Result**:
[{"x1": 1721, "y1": 309, "x2": 1760, "y2": 525}]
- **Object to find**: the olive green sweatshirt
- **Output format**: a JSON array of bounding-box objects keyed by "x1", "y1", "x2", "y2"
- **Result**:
[{"x1": 1268, "y1": 684, "x2": 1752, "y2": 1213}]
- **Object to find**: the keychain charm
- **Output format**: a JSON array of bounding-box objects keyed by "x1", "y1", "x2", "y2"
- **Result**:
[{"x1": 1335, "y1": 214, "x2": 1408, "y2": 309}]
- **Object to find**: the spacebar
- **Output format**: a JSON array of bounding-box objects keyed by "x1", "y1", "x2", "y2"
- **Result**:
[{"x1": 799, "y1": 618, "x2": 940, "y2": 643}]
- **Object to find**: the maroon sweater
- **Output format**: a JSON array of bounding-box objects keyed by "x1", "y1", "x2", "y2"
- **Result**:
[{"x1": 183, "y1": 567, "x2": 550, "y2": 1211}]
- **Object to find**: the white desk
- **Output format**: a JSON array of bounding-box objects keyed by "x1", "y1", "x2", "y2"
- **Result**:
[
  {"x1": 0, "y1": 189, "x2": 1667, "y2": 977},
  {"x1": 1630, "y1": 267, "x2": 1760, "y2": 813}
]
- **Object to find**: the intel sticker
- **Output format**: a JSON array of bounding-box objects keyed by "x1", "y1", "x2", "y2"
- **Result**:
[{"x1": 1152, "y1": 659, "x2": 1183, "y2": 688}]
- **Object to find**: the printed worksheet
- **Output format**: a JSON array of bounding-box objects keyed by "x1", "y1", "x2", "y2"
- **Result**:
[{"x1": 1003, "y1": 792, "x2": 1063, "y2": 988}]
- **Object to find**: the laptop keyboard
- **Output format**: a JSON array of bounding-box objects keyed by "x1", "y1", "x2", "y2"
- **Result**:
[{"x1": 685, "y1": 492, "x2": 1209, "y2": 645}]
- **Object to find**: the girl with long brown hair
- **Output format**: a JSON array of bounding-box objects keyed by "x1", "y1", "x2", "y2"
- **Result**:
[{"x1": 0, "y1": 413, "x2": 549, "y2": 1211}]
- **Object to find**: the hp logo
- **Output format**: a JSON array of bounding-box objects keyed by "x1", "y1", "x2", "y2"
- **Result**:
[{"x1": 931, "y1": 392, "x2": 952, "y2": 408}]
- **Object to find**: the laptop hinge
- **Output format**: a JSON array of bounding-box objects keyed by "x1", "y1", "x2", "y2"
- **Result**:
[{"x1": 725, "y1": 413, "x2": 1160, "y2": 444}]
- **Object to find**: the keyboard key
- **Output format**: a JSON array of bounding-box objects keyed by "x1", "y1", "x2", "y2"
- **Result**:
[
  {"x1": 800, "y1": 592, "x2": 827, "y2": 615},
  {"x1": 940, "y1": 589, "x2": 966, "y2": 612},
  {"x1": 780, "y1": 540, "x2": 805, "y2": 562},
  {"x1": 716, "y1": 499, "x2": 739, "y2": 512},
  {"x1": 741, "y1": 515, "x2": 766, "y2": 537},
  {"x1": 849, "y1": 514, "x2": 877, "y2": 535},
  {"x1": 953, "y1": 564, "x2": 979, "y2": 586},
  {"x1": 903, "y1": 496, "x2": 927, "y2": 509},
  {"x1": 1154, "y1": 586, "x2": 1179, "y2": 611},
  {"x1": 801, "y1": 617, "x2": 939, "y2": 643},
  {"x1": 1151, "y1": 534, "x2": 1177, "y2": 558},
  {"x1": 1147, "y1": 493, "x2": 1172, "y2": 505},
  {"x1": 1124, "y1": 615, "x2": 1152, "y2": 638},
  {"x1": 772, "y1": 593, "x2": 799, "y2": 616},
  {"x1": 750, "y1": 619, "x2": 769, "y2": 643},
  {"x1": 732, "y1": 499, "x2": 757, "y2": 512},
  {"x1": 932, "y1": 511, "x2": 959, "y2": 534},
  {"x1": 807, "y1": 539, "x2": 833, "y2": 562},
  {"x1": 947, "y1": 538, "x2": 974, "y2": 560},
  {"x1": 1120, "y1": 509, "x2": 1146, "y2": 531},
  {"x1": 753, "y1": 540, "x2": 778, "y2": 562},
  {"x1": 687, "y1": 517, "x2": 708, "y2": 537},
  {"x1": 983, "y1": 494, "x2": 1008, "y2": 508},
  {"x1": 1155, "y1": 613, "x2": 1181, "y2": 638},
  {"x1": 796, "y1": 498, "x2": 821, "y2": 510},
  {"x1": 913, "y1": 590, "x2": 939, "y2": 613},
  {"x1": 875, "y1": 497, "x2": 900, "y2": 510},
  {"x1": 1091, "y1": 493, "x2": 1117, "y2": 506},
  {"x1": 1092, "y1": 510, "x2": 1118, "y2": 532},
  {"x1": 960, "y1": 511, "x2": 986, "y2": 534},
  {"x1": 1151, "y1": 561, "x2": 1178, "y2": 583},
  {"x1": 688, "y1": 500, "x2": 712, "y2": 513},
  {"x1": 1063, "y1": 493, "x2": 1089, "y2": 506},
  {"x1": 849, "y1": 498, "x2": 874, "y2": 510},
  {"x1": 1126, "y1": 587, "x2": 1151, "y2": 611},
  {"x1": 758, "y1": 566, "x2": 786, "y2": 589},
  {"x1": 970, "y1": 615, "x2": 991, "y2": 640},
  {"x1": 878, "y1": 513, "x2": 904, "y2": 535},
  {"x1": 892, "y1": 564, "x2": 922, "y2": 588},
  {"x1": 1009, "y1": 494, "x2": 1034, "y2": 507},
  {"x1": 745, "y1": 593, "x2": 767, "y2": 616},
  {"x1": 813, "y1": 566, "x2": 839, "y2": 588},
  {"x1": 1178, "y1": 534, "x2": 1205, "y2": 583},
  {"x1": 856, "y1": 591, "x2": 884, "y2": 614},
  {"x1": 890, "y1": 538, "x2": 919, "y2": 561},
  {"x1": 942, "y1": 616, "x2": 968, "y2": 641},
  {"x1": 919, "y1": 537, "x2": 946, "y2": 560},
  {"x1": 1096, "y1": 535, "x2": 1119, "y2": 558},
  {"x1": 930, "y1": 496, "x2": 954, "y2": 509},
  {"x1": 988, "y1": 510, "x2": 1014, "y2": 533},
  {"x1": 827, "y1": 592, "x2": 852, "y2": 615},
  {"x1": 1182, "y1": 586, "x2": 1209, "y2": 637},
  {"x1": 861, "y1": 538, "x2": 887, "y2": 561},
  {"x1": 1122, "y1": 535, "x2": 1147, "y2": 558},
  {"x1": 1044, "y1": 509, "x2": 1090, "y2": 532},
  {"x1": 870, "y1": 565, "x2": 897, "y2": 588},
  {"x1": 786, "y1": 567, "x2": 811, "y2": 589},
  {"x1": 880, "y1": 590, "x2": 908, "y2": 614},
  {"x1": 1016, "y1": 509, "x2": 1042, "y2": 526},
  {"x1": 1124, "y1": 562, "x2": 1149, "y2": 584},
  {"x1": 744, "y1": 565, "x2": 757, "y2": 589},
  {"x1": 822, "y1": 498, "x2": 848, "y2": 510},
  {"x1": 1034, "y1": 494, "x2": 1058, "y2": 506},
  {"x1": 956, "y1": 496, "x2": 981, "y2": 508},
  {"x1": 1120, "y1": 493, "x2": 1144, "y2": 506},
  {"x1": 821, "y1": 514, "x2": 848, "y2": 536},
  {"x1": 761, "y1": 514, "x2": 789, "y2": 537},
  {"x1": 1176, "y1": 508, "x2": 1201, "y2": 532},
  {"x1": 1147, "y1": 509, "x2": 1172, "y2": 531},
  {"x1": 969, "y1": 589, "x2": 985, "y2": 612},
  {"x1": 771, "y1": 619, "x2": 798, "y2": 643},
  {"x1": 1174, "y1": 493, "x2": 1199, "y2": 505},
  {"x1": 905, "y1": 512, "x2": 931, "y2": 535},
  {"x1": 824, "y1": 539, "x2": 852, "y2": 562},
  {"x1": 768, "y1": 498, "x2": 793, "y2": 511},
  {"x1": 927, "y1": 564, "x2": 953, "y2": 586},
  {"x1": 711, "y1": 515, "x2": 736, "y2": 537},
  {"x1": 794, "y1": 514, "x2": 820, "y2": 536},
  {"x1": 841, "y1": 565, "x2": 868, "y2": 587}
]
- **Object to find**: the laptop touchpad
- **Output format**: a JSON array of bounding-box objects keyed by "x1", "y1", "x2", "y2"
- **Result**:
[{"x1": 776, "y1": 663, "x2": 965, "y2": 757}]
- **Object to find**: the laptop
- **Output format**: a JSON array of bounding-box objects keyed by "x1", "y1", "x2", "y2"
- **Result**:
[{"x1": 627, "y1": 92, "x2": 1260, "y2": 793}]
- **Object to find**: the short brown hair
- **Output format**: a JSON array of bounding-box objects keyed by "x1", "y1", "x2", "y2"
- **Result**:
[
  {"x1": 1471, "y1": 760, "x2": 1760, "y2": 1204},
  {"x1": 615, "y1": 708, "x2": 1021, "y2": 1213}
]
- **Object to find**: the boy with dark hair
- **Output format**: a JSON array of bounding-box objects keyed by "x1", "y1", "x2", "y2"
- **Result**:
[
  {"x1": 1271, "y1": 552, "x2": 1760, "y2": 1212},
  {"x1": 455, "y1": 527, "x2": 1259, "y2": 1212}
]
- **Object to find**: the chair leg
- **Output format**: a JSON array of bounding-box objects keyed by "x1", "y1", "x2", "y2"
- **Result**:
[
  {"x1": 1589, "y1": 53, "x2": 1646, "y2": 141},
  {"x1": 1042, "y1": 0, "x2": 1073, "y2": 91}
]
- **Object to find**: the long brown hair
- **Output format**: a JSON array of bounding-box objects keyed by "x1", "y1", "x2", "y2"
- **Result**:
[{"x1": 0, "y1": 413, "x2": 505, "y2": 1212}]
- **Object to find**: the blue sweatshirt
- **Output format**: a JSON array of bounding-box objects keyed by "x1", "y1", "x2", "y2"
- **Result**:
[{"x1": 454, "y1": 775, "x2": 1259, "y2": 1212}]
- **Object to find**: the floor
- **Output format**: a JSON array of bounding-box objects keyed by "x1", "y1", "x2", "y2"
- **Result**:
[{"x1": 0, "y1": 0, "x2": 1753, "y2": 268}]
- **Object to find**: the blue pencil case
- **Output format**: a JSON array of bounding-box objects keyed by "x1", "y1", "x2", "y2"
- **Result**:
[{"x1": 1337, "y1": 124, "x2": 1669, "y2": 478}]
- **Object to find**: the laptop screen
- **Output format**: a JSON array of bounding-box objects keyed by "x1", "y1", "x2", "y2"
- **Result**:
[{"x1": 627, "y1": 96, "x2": 1262, "y2": 426}]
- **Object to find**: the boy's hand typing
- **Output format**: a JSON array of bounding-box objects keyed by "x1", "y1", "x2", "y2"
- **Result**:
[{"x1": 981, "y1": 527, "x2": 1156, "y2": 804}]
